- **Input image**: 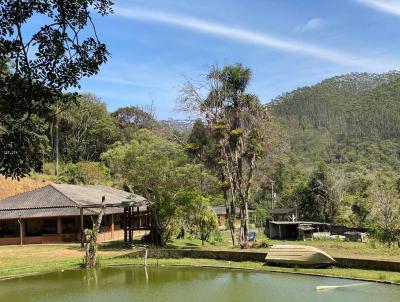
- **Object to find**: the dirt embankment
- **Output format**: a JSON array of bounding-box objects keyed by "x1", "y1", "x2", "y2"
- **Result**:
[{"x1": 0, "y1": 176, "x2": 53, "y2": 200}]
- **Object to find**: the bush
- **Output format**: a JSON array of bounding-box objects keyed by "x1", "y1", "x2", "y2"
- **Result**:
[
  {"x1": 253, "y1": 238, "x2": 270, "y2": 248},
  {"x1": 59, "y1": 161, "x2": 111, "y2": 185},
  {"x1": 209, "y1": 230, "x2": 224, "y2": 245},
  {"x1": 369, "y1": 190, "x2": 400, "y2": 247}
]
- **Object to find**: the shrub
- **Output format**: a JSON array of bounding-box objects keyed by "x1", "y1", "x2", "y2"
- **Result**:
[
  {"x1": 59, "y1": 162, "x2": 111, "y2": 185},
  {"x1": 253, "y1": 238, "x2": 270, "y2": 248}
]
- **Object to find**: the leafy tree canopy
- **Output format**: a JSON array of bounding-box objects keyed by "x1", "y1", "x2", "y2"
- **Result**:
[
  {"x1": 111, "y1": 106, "x2": 156, "y2": 142},
  {"x1": 101, "y1": 129, "x2": 212, "y2": 246},
  {"x1": 0, "y1": 0, "x2": 113, "y2": 178},
  {"x1": 56, "y1": 93, "x2": 118, "y2": 163}
]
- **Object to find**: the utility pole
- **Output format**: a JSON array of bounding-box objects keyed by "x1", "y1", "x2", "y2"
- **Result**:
[{"x1": 271, "y1": 180, "x2": 275, "y2": 209}]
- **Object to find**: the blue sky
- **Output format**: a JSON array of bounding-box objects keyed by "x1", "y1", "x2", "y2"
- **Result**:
[{"x1": 77, "y1": 0, "x2": 400, "y2": 119}]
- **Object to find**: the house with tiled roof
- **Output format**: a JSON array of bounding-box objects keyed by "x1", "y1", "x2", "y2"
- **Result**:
[{"x1": 0, "y1": 184, "x2": 148, "y2": 245}]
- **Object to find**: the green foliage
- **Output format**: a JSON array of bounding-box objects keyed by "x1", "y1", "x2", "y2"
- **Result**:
[
  {"x1": 59, "y1": 162, "x2": 111, "y2": 185},
  {"x1": 111, "y1": 106, "x2": 156, "y2": 142},
  {"x1": 183, "y1": 63, "x2": 273, "y2": 246},
  {"x1": 230, "y1": 128, "x2": 244, "y2": 136},
  {"x1": 177, "y1": 191, "x2": 218, "y2": 245},
  {"x1": 270, "y1": 71, "x2": 400, "y2": 226},
  {"x1": 369, "y1": 190, "x2": 400, "y2": 247},
  {"x1": 254, "y1": 238, "x2": 270, "y2": 248},
  {"x1": 295, "y1": 163, "x2": 329, "y2": 221},
  {"x1": 187, "y1": 119, "x2": 218, "y2": 169},
  {"x1": 350, "y1": 202, "x2": 370, "y2": 227},
  {"x1": 0, "y1": 114, "x2": 50, "y2": 178},
  {"x1": 101, "y1": 129, "x2": 209, "y2": 246},
  {"x1": 254, "y1": 207, "x2": 268, "y2": 227},
  {"x1": 0, "y1": 1, "x2": 112, "y2": 178},
  {"x1": 57, "y1": 94, "x2": 118, "y2": 162}
]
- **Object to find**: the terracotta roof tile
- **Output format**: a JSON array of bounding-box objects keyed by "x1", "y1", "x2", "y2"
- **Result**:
[{"x1": 0, "y1": 184, "x2": 147, "y2": 220}]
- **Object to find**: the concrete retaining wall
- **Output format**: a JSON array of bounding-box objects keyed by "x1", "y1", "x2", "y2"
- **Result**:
[
  {"x1": 126, "y1": 249, "x2": 400, "y2": 272},
  {"x1": 335, "y1": 257, "x2": 400, "y2": 272},
  {"x1": 127, "y1": 249, "x2": 267, "y2": 262}
]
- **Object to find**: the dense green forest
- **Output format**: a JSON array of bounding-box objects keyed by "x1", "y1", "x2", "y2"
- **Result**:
[{"x1": 268, "y1": 71, "x2": 400, "y2": 238}]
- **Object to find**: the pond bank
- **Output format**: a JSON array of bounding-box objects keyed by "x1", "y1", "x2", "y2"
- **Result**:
[
  {"x1": 0, "y1": 245, "x2": 399, "y2": 284},
  {"x1": 125, "y1": 248, "x2": 400, "y2": 272},
  {"x1": 2, "y1": 265, "x2": 399, "y2": 302},
  {"x1": 3, "y1": 257, "x2": 399, "y2": 285},
  {"x1": 103, "y1": 260, "x2": 400, "y2": 285}
]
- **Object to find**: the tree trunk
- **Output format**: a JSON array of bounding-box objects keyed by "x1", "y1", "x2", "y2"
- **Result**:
[
  {"x1": 84, "y1": 196, "x2": 106, "y2": 268},
  {"x1": 219, "y1": 147, "x2": 236, "y2": 247},
  {"x1": 150, "y1": 208, "x2": 165, "y2": 246},
  {"x1": 240, "y1": 155, "x2": 256, "y2": 248},
  {"x1": 222, "y1": 175, "x2": 235, "y2": 247},
  {"x1": 201, "y1": 219, "x2": 205, "y2": 246},
  {"x1": 240, "y1": 203, "x2": 249, "y2": 248},
  {"x1": 55, "y1": 105, "x2": 60, "y2": 176}
]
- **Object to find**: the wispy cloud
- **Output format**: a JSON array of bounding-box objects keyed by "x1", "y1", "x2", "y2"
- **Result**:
[
  {"x1": 114, "y1": 6, "x2": 391, "y2": 69},
  {"x1": 356, "y1": 0, "x2": 400, "y2": 16},
  {"x1": 94, "y1": 76, "x2": 140, "y2": 86},
  {"x1": 294, "y1": 18, "x2": 323, "y2": 33}
]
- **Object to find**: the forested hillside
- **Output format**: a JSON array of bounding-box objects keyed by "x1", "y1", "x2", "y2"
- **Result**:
[
  {"x1": 268, "y1": 71, "x2": 400, "y2": 228},
  {"x1": 273, "y1": 71, "x2": 400, "y2": 139}
]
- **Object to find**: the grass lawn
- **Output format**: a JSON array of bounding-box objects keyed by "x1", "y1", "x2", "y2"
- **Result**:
[
  {"x1": 267, "y1": 239, "x2": 400, "y2": 261},
  {"x1": 0, "y1": 244, "x2": 133, "y2": 277},
  {"x1": 0, "y1": 237, "x2": 399, "y2": 284}
]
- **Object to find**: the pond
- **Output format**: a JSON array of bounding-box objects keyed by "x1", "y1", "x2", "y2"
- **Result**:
[{"x1": 0, "y1": 266, "x2": 399, "y2": 302}]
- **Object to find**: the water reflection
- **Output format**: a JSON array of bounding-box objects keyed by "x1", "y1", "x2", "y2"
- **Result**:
[
  {"x1": 82, "y1": 269, "x2": 98, "y2": 289},
  {"x1": 0, "y1": 266, "x2": 398, "y2": 302}
]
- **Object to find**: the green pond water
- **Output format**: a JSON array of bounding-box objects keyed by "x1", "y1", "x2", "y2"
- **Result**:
[{"x1": 0, "y1": 266, "x2": 399, "y2": 302}]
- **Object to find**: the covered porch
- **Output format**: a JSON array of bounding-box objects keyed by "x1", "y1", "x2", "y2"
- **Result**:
[{"x1": 0, "y1": 184, "x2": 151, "y2": 246}]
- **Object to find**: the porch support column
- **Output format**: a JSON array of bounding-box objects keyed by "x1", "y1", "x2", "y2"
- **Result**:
[
  {"x1": 128, "y1": 207, "x2": 133, "y2": 246},
  {"x1": 110, "y1": 214, "x2": 114, "y2": 239},
  {"x1": 18, "y1": 216, "x2": 24, "y2": 246},
  {"x1": 123, "y1": 207, "x2": 128, "y2": 246},
  {"x1": 80, "y1": 207, "x2": 84, "y2": 248},
  {"x1": 137, "y1": 207, "x2": 140, "y2": 229},
  {"x1": 146, "y1": 206, "x2": 149, "y2": 227},
  {"x1": 57, "y1": 217, "x2": 62, "y2": 235}
]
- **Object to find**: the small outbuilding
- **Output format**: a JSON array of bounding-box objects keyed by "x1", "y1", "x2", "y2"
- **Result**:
[
  {"x1": 0, "y1": 184, "x2": 149, "y2": 245},
  {"x1": 213, "y1": 206, "x2": 255, "y2": 229},
  {"x1": 268, "y1": 221, "x2": 330, "y2": 240}
]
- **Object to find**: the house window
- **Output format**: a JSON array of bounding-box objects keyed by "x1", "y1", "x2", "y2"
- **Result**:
[
  {"x1": 43, "y1": 219, "x2": 57, "y2": 234},
  {"x1": 0, "y1": 220, "x2": 19, "y2": 237},
  {"x1": 62, "y1": 218, "x2": 76, "y2": 233},
  {"x1": 26, "y1": 219, "x2": 41, "y2": 236}
]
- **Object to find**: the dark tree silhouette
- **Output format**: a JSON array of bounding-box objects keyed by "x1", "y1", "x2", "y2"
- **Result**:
[{"x1": 0, "y1": 0, "x2": 113, "y2": 178}]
